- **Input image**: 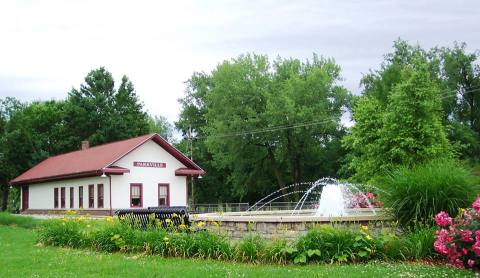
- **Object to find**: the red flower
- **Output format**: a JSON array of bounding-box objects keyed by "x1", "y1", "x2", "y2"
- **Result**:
[
  {"x1": 454, "y1": 259, "x2": 465, "y2": 269},
  {"x1": 435, "y1": 211, "x2": 452, "y2": 227},
  {"x1": 472, "y1": 197, "x2": 480, "y2": 212},
  {"x1": 472, "y1": 241, "x2": 480, "y2": 256},
  {"x1": 365, "y1": 192, "x2": 374, "y2": 200},
  {"x1": 460, "y1": 229, "x2": 474, "y2": 242}
]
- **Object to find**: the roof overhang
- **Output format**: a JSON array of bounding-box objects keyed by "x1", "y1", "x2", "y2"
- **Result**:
[
  {"x1": 175, "y1": 168, "x2": 205, "y2": 176},
  {"x1": 103, "y1": 166, "x2": 130, "y2": 175},
  {"x1": 10, "y1": 167, "x2": 130, "y2": 186}
]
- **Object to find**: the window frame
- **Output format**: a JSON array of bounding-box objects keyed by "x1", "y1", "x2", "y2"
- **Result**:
[
  {"x1": 130, "y1": 183, "x2": 143, "y2": 208},
  {"x1": 69, "y1": 187, "x2": 74, "y2": 209},
  {"x1": 54, "y1": 188, "x2": 59, "y2": 208},
  {"x1": 79, "y1": 186, "x2": 83, "y2": 209},
  {"x1": 158, "y1": 183, "x2": 170, "y2": 207},
  {"x1": 88, "y1": 184, "x2": 94, "y2": 208},
  {"x1": 60, "y1": 187, "x2": 65, "y2": 208},
  {"x1": 97, "y1": 184, "x2": 104, "y2": 208}
]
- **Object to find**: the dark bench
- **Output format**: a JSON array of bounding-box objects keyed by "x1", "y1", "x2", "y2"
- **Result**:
[{"x1": 115, "y1": 206, "x2": 189, "y2": 229}]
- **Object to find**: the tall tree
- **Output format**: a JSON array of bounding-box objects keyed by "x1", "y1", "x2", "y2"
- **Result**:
[
  {"x1": 148, "y1": 115, "x2": 174, "y2": 142},
  {"x1": 440, "y1": 43, "x2": 480, "y2": 159},
  {"x1": 64, "y1": 67, "x2": 150, "y2": 148},
  {"x1": 176, "y1": 72, "x2": 232, "y2": 203},
  {"x1": 359, "y1": 40, "x2": 480, "y2": 161},
  {"x1": 179, "y1": 54, "x2": 350, "y2": 201},
  {"x1": 344, "y1": 44, "x2": 454, "y2": 181},
  {"x1": 0, "y1": 98, "x2": 33, "y2": 211}
]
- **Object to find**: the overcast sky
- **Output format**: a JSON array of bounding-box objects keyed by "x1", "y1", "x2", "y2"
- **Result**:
[{"x1": 0, "y1": 0, "x2": 479, "y2": 123}]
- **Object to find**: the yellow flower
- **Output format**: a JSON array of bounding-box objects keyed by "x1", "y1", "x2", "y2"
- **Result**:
[
  {"x1": 78, "y1": 216, "x2": 86, "y2": 222},
  {"x1": 178, "y1": 224, "x2": 187, "y2": 230},
  {"x1": 211, "y1": 221, "x2": 219, "y2": 227},
  {"x1": 360, "y1": 225, "x2": 369, "y2": 232},
  {"x1": 165, "y1": 218, "x2": 172, "y2": 223},
  {"x1": 197, "y1": 221, "x2": 206, "y2": 228},
  {"x1": 459, "y1": 208, "x2": 466, "y2": 216},
  {"x1": 66, "y1": 209, "x2": 76, "y2": 215},
  {"x1": 172, "y1": 213, "x2": 178, "y2": 218},
  {"x1": 106, "y1": 216, "x2": 114, "y2": 222},
  {"x1": 366, "y1": 235, "x2": 372, "y2": 241}
]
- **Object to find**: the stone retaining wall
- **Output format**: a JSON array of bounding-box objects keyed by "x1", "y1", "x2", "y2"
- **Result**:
[{"x1": 191, "y1": 211, "x2": 393, "y2": 240}]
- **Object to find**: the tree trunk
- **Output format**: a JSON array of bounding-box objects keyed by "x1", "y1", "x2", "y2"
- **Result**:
[
  {"x1": 286, "y1": 130, "x2": 301, "y2": 201},
  {"x1": 266, "y1": 147, "x2": 288, "y2": 199},
  {"x1": 1, "y1": 185, "x2": 8, "y2": 211}
]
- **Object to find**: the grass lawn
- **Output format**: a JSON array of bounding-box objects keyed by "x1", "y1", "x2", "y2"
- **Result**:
[{"x1": 0, "y1": 225, "x2": 475, "y2": 278}]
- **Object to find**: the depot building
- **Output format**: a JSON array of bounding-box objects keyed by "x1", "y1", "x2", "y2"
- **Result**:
[{"x1": 10, "y1": 133, "x2": 204, "y2": 215}]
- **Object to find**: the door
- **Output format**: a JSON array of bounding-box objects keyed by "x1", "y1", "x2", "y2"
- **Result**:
[{"x1": 21, "y1": 186, "x2": 29, "y2": 211}]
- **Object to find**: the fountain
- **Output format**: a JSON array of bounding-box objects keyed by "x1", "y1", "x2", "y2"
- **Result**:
[
  {"x1": 316, "y1": 183, "x2": 346, "y2": 216},
  {"x1": 191, "y1": 178, "x2": 389, "y2": 239}
]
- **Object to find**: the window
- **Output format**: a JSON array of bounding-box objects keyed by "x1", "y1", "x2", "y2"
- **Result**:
[
  {"x1": 88, "y1": 184, "x2": 94, "y2": 208},
  {"x1": 79, "y1": 186, "x2": 83, "y2": 209},
  {"x1": 97, "y1": 184, "x2": 104, "y2": 208},
  {"x1": 60, "y1": 187, "x2": 65, "y2": 208},
  {"x1": 158, "y1": 184, "x2": 169, "y2": 207},
  {"x1": 70, "y1": 187, "x2": 74, "y2": 209},
  {"x1": 130, "y1": 184, "x2": 142, "y2": 207},
  {"x1": 54, "y1": 188, "x2": 59, "y2": 208}
]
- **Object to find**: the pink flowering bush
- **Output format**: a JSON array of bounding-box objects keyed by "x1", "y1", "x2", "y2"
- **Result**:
[
  {"x1": 434, "y1": 196, "x2": 480, "y2": 269},
  {"x1": 347, "y1": 192, "x2": 383, "y2": 208}
]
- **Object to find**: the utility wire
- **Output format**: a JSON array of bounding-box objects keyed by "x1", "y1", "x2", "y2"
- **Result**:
[
  {"x1": 194, "y1": 118, "x2": 337, "y2": 140},
  {"x1": 189, "y1": 86, "x2": 480, "y2": 140}
]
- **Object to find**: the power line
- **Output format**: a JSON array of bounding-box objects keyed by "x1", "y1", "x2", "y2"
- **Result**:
[
  {"x1": 438, "y1": 86, "x2": 480, "y2": 100},
  {"x1": 194, "y1": 118, "x2": 337, "y2": 139},
  {"x1": 189, "y1": 85, "x2": 480, "y2": 140}
]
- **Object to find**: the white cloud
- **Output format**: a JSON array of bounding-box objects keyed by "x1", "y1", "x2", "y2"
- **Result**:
[{"x1": 0, "y1": 0, "x2": 479, "y2": 122}]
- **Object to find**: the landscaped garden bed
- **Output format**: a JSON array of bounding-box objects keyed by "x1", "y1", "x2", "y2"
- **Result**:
[
  {"x1": 0, "y1": 222, "x2": 475, "y2": 277},
  {"x1": 0, "y1": 211, "x2": 437, "y2": 265}
]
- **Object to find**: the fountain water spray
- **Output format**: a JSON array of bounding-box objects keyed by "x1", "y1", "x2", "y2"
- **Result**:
[{"x1": 247, "y1": 177, "x2": 377, "y2": 217}]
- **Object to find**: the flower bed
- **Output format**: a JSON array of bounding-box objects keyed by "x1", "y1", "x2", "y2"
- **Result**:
[
  {"x1": 347, "y1": 192, "x2": 383, "y2": 208},
  {"x1": 434, "y1": 197, "x2": 480, "y2": 269},
  {"x1": 35, "y1": 211, "x2": 436, "y2": 265}
]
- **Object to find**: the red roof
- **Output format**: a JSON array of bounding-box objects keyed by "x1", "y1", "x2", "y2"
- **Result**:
[{"x1": 10, "y1": 133, "x2": 204, "y2": 185}]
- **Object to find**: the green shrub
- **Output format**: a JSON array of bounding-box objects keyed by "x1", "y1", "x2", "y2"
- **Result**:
[
  {"x1": 380, "y1": 159, "x2": 478, "y2": 229},
  {"x1": 0, "y1": 212, "x2": 40, "y2": 229},
  {"x1": 236, "y1": 234, "x2": 266, "y2": 262},
  {"x1": 374, "y1": 232, "x2": 409, "y2": 260},
  {"x1": 295, "y1": 225, "x2": 375, "y2": 264},
  {"x1": 375, "y1": 227, "x2": 436, "y2": 260},
  {"x1": 191, "y1": 231, "x2": 233, "y2": 260},
  {"x1": 37, "y1": 218, "x2": 85, "y2": 248},
  {"x1": 91, "y1": 221, "x2": 137, "y2": 252},
  {"x1": 401, "y1": 227, "x2": 436, "y2": 259},
  {"x1": 264, "y1": 239, "x2": 293, "y2": 264}
]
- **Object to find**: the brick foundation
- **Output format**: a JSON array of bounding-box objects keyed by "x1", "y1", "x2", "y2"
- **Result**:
[{"x1": 22, "y1": 209, "x2": 112, "y2": 216}]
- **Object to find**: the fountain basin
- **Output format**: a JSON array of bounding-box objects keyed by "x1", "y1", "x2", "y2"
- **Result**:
[{"x1": 191, "y1": 208, "x2": 392, "y2": 239}]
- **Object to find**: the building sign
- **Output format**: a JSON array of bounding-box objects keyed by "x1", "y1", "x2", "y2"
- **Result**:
[{"x1": 133, "y1": 161, "x2": 166, "y2": 168}]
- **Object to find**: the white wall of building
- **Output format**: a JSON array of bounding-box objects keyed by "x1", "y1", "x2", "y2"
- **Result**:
[
  {"x1": 111, "y1": 140, "x2": 187, "y2": 209},
  {"x1": 27, "y1": 176, "x2": 110, "y2": 210},
  {"x1": 24, "y1": 139, "x2": 188, "y2": 211}
]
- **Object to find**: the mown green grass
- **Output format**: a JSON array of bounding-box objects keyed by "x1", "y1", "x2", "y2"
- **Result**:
[
  {"x1": 0, "y1": 212, "x2": 41, "y2": 229},
  {"x1": 0, "y1": 225, "x2": 474, "y2": 277}
]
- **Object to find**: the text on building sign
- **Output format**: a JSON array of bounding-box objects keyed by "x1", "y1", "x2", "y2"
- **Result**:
[{"x1": 133, "y1": 161, "x2": 166, "y2": 168}]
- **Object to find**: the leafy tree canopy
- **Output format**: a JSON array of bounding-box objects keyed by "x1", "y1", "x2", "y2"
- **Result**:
[{"x1": 178, "y1": 53, "x2": 351, "y2": 201}]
